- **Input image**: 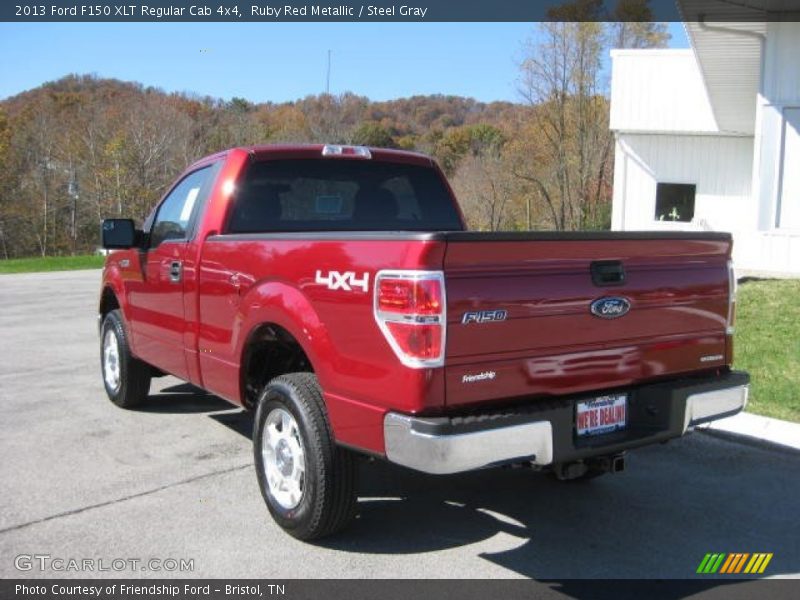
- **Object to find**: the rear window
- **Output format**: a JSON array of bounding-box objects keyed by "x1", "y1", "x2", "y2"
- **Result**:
[{"x1": 226, "y1": 159, "x2": 463, "y2": 233}]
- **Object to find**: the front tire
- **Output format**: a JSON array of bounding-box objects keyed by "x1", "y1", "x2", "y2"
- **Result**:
[
  {"x1": 253, "y1": 373, "x2": 358, "y2": 540},
  {"x1": 100, "y1": 309, "x2": 151, "y2": 409}
]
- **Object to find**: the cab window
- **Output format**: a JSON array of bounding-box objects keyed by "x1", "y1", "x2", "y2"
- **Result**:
[{"x1": 150, "y1": 166, "x2": 212, "y2": 247}]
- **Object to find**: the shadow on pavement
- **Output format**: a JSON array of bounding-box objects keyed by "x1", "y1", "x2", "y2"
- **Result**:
[
  {"x1": 328, "y1": 439, "x2": 800, "y2": 581},
  {"x1": 137, "y1": 383, "x2": 234, "y2": 413},
  {"x1": 209, "y1": 408, "x2": 254, "y2": 438},
  {"x1": 200, "y1": 394, "x2": 799, "y2": 582}
]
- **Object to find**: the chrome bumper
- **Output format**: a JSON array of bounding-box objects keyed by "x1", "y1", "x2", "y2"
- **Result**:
[
  {"x1": 683, "y1": 384, "x2": 749, "y2": 433},
  {"x1": 384, "y1": 413, "x2": 553, "y2": 475},
  {"x1": 383, "y1": 381, "x2": 749, "y2": 475}
]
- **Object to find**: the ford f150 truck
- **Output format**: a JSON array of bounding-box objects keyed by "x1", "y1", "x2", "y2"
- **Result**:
[{"x1": 99, "y1": 144, "x2": 749, "y2": 540}]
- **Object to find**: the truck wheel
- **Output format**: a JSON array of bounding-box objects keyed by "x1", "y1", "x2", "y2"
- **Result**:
[
  {"x1": 100, "y1": 309, "x2": 151, "y2": 409},
  {"x1": 253, "y1": 373, "x2": 358, "y2": 540}
]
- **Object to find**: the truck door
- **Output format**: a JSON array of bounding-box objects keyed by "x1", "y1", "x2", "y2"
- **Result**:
[{"x1": 127, "y1": 166, "x2": 215, "y2": 380}]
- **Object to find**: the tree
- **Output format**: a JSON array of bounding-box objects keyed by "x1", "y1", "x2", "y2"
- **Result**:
[
  {"x1": 434, "y1": 123, "x2": 505, "y2": 175},
  {"x1": 513, "y1": 16, "x2": 613, "y2": 231},
  {"x1": 609, "y1": 0, "x2": 671, "y2": 49},
  {"x1": 301, "y1": 93, "x2": 367, "y2": 143},
  {"x1": 453, "y1": 152, "x2": 518, "y2": 231},
  {"x1": 0, "y1": 107, "x2": 12, "y2": 258},
  {"x1": 1, "y1": 72, "x2": 584, "y2": 255},
  {"x1": 352, "y1": 122, "x2": 395, "y2": 147}
]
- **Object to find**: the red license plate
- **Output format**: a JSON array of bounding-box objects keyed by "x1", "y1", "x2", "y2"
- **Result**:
[{"x1": 576, "y1": 394, "x2": 628, "y2": 437}]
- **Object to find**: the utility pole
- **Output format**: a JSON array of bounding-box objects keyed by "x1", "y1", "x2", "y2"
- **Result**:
[
  {"x1": 0, "y1": 223, "x2": 8, "y2": 260},
  {"x1": 326, "y1": 50, "x2": 331, "y2": 95},
  {"x1": 68, "y1": 170, "x2": 79, "y2": 254}
]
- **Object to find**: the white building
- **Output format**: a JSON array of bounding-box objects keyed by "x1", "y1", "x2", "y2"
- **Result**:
[{"x1": 610, "y1": 17, "x2": 800, "y2": 276}]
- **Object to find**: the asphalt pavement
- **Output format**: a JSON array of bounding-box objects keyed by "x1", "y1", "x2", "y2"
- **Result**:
[{"x1": 0, "y1": 269, "x2": 798, "y2": 580}]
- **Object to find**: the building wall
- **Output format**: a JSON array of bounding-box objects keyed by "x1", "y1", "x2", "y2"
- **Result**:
[
  {"x1": 613, "y1": 132, "x2": 798, "y2": 274},
  {"x1": 612, "y1": 133, "x2": 753, "y2": 232},
  {"x1": 610, "y1": 29, "x2": 800, "y2": 275},
  {"x1": 609, "y1": 49, "x2": 717, "y2": 133},
  {"x1": 763, "y1": 22, "x2": 800, "y2": 105},
  {"x1": 753, "y1": 21, "x2": 800, "y2": 232}
]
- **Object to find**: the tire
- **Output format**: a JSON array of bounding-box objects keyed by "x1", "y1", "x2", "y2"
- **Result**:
[
  {"x1": 100, "y1": 309, "x2": 151, "y2": 409},
  {"x1": 253, "y1": 372, "x2": 358, "y2": 540}
]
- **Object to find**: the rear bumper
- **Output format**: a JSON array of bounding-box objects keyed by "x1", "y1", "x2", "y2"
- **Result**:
[{"x1": 383, "y1": 370, "x2": 749, "y2": 475}]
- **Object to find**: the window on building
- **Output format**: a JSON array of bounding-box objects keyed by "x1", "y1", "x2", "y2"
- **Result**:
[{"x1": 655, "y1": 183, "x2": 696, "y2": 223}]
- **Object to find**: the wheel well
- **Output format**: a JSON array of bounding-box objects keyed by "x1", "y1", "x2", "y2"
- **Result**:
[
  {"x1": 241, "y1": 324, "x2": 313, "y2": 409},
  {"x1": 99, "y1": 287, "x2": 120, "y2": 319}
]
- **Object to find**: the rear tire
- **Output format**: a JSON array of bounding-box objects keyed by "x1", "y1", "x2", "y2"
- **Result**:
[
  {"x1": 253, "y1": 372, "x2": 358, "y2": 540},
  {"x1": 100, "y1": 309, "x2": 151, "y2": 409}
]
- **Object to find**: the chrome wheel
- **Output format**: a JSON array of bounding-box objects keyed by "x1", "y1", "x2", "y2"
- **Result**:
[
  {"x1": 102, "y1": 328, "x2": 121, "y2": 392},
  {"x1": 261, "y1": 408, "x2": 306, "y2": 510}
]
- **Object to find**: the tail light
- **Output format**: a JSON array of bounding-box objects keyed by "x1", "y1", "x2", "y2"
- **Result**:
[
  {"x1": 727, "y1": 259, "x2": 737, "y2": 335},
  {"x1": 374, "y1": 270, "x2": 446, "y2": 368}
]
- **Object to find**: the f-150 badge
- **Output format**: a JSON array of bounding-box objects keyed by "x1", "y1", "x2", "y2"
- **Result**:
[
  {"x1": 462, "y1": 309, "x2": 508, "y2": 324},
  {"x1": 315, "y1": 270, "x2": 369, "y2": 292}
]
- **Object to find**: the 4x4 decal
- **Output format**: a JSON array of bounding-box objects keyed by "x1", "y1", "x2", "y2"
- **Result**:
[{"x1": 315, "y1": 270, "x2": 370, "y2": 292}]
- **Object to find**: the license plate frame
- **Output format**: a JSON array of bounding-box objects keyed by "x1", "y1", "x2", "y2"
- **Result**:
[{"x1": 575, "y1": 394, "x2": 628, "y2": 437}]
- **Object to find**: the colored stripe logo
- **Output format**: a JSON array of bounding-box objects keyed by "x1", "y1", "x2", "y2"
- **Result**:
[{"x1": 697, "y1": 553, "x2": 773, "y2": 574}]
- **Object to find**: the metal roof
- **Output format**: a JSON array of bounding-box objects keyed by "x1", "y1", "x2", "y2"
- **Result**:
[
  {"x1": 676, "y1": 0, "x2": 800, "y2": 134},
  {"x1": 682, "y1": 20, "x2": 765, "y2": 134}
]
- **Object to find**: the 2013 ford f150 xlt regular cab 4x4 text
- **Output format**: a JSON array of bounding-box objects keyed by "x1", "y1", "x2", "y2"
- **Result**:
[{"x1": 98, "y1": 144, "x2": 749, "y2": 539}]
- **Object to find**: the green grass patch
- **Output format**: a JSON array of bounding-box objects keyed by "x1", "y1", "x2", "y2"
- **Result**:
[
  {"x1": 0, "y1": 255, "x2": 105, "y2": 274},
  {"x1": 735, "y1": 279, "x2": 800, "y2": 422}
]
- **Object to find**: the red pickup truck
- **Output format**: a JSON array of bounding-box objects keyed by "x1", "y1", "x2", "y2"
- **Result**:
[{"x1": 99, "y1": 144, "x2": 749, "y2": 539}]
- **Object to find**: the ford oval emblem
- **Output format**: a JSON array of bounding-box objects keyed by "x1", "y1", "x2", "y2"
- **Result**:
[{"x1": 590, "y1": 297, "x2": 631, "y2": 319}]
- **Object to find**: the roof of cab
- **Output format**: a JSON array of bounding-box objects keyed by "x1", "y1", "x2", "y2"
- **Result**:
[{"x1": 244, "y1": 144, "x2": 435, "y2": 167}]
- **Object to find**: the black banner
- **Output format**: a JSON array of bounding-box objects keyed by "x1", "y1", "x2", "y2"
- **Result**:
[
  {"x1": 4, "y1": 0, "x2": 800, "y2": 23},
  {"x1": 3, "y1": 579, "x2": 800, "y2": 600}
]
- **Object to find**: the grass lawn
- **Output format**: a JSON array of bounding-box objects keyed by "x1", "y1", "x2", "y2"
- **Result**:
[
  {"x1": 735, "y1": 279, "x2": 800, "y2": 422},
  {"x1": 0, "y1": 255, "x2": 105, "y2": 274}
]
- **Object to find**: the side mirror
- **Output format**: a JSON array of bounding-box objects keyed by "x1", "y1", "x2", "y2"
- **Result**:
[{"x1": 101, "y1": 219, "x2": 139, "y2": 249}]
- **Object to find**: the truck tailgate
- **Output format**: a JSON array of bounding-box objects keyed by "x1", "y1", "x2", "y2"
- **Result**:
[{"x1": 442, "y1": 232, "x2": 732, "y2": 408}]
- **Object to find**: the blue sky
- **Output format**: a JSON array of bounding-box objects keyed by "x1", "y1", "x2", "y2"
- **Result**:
[{"x1": 0, "y1": 22, "x2": 687, "y2": 104}]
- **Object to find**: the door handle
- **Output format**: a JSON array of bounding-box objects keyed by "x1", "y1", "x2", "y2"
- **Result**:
[{"x1": 169, "y1": 260, "x2": 182, "y2": 283}]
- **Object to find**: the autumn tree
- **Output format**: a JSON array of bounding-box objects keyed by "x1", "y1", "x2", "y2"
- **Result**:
[
  {"x1": 352, "y1": 121, "x2": 395, "y2": 147},
  {"x1": 609, "y1": 0, "x2": 671, "y2": 49},
  {"x1": 301, "y1": 93, "x2": 368, "y2": 143},
  {"x1": 512, "y1": 10, "x2": 613, "y2": 231},
  {"x1": 0, "y1": 107, "x2": 13, "y2": 258}
]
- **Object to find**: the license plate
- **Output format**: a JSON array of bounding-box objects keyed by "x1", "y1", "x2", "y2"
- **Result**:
[{"x1": 576, "y1": 394, "x2": 628, "y2": 437}]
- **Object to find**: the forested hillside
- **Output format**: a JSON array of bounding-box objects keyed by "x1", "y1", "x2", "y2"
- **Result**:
[{"x1": 0, "y1": 15, "x2": 668, "y2": 258}]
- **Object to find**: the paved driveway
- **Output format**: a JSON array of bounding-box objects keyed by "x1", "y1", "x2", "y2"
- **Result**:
[{"x1": 1, "y1": 270, "x2": 798, "y2": 579}]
